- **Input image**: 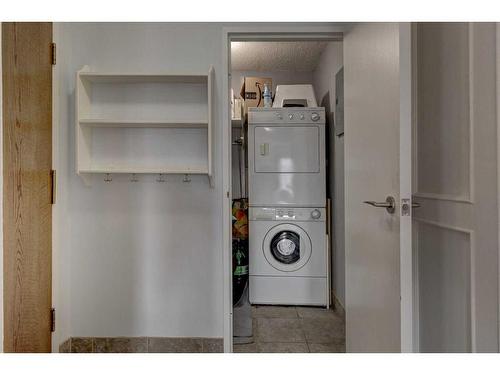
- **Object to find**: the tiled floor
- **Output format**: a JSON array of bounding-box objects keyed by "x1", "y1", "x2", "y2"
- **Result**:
[
  {"x1": 60, "y1": 337, "x2": 223, "y2": 353},
  {"x1": 233, "y1": 305, "x2": 345, "y2": 353}
]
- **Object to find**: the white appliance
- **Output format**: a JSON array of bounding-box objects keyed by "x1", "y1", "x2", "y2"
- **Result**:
[
  {"x1": 249, "y1": 207, "x2": 328, "y2": 306},
  {"x1": 247, "y1": 107, "x2": 328, "y2": 306},
  {"x1": 272, "y1": 84, "x2": 318, "y2": 108},
  {"x1": 248, "y1": 107, "x2": 326, "y2": 207}
]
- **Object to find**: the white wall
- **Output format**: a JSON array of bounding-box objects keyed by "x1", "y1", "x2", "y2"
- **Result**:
[
  {"x1": 56, "y1": 23, "x2": 225, "y2": 340},
  {"x1": 312, "y1": 42, "x2": 344, "y2": 307}
]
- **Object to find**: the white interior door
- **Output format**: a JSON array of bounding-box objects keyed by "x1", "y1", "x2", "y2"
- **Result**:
[
  {"x1": 344, "y1": 23, "x2": 413, "y2": 352},
  {"x1": 413, "y1": 23, "x2": 499, "y2": 353}
]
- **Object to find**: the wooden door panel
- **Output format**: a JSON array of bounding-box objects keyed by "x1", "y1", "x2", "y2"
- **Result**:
[{"x1": 2, "y1": 22, "x2": 52, "y2": 353}]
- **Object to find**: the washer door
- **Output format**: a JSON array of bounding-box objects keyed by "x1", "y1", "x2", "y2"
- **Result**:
[{"x1": 263, "y1": 223, "x2": 312, "y2": 272}]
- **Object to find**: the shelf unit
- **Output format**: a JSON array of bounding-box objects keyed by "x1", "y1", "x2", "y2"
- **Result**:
[
  {"x1": 76, "y1": 65, "x2": 215, "y2": 187},
  {"x1": 79, "y1": 119, "x2": 208, "y2": 128}
]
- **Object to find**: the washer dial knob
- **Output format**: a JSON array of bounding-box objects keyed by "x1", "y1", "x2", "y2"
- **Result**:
[
  {"x1": 311, "y1": 112, "x2": 320, "y2": 122},
  {"x1": 288, "y1": 114, "x2": 294, "y2": 120},
  {"x1": 311, "y1": 209, "x2": 321, "y2": 219}
]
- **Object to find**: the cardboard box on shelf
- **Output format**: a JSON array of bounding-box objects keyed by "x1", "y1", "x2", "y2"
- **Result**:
[{"x1": 239, "y1": 77, "x2": 272, "y2": 113}]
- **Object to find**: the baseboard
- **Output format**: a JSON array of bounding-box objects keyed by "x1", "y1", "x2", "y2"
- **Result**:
[
  {"x1": 331, "y1": 292, "x2": 345, "y2": 320},
  {"x1": 59, "y1": 337, "x2": 223, "y2": 353}
]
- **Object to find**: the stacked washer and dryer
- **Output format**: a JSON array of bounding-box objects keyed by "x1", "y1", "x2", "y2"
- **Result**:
[{"x1": 247, "y1": 85, "x2": 329, "y2": 306}]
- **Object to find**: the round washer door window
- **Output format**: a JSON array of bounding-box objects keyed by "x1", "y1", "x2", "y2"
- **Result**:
[
  {"x1": 263, "y1": 223, "x2": 312, "y2": 272},
  {"x1": 270, "y1": 231, "x2": 300, "y2": 264}
]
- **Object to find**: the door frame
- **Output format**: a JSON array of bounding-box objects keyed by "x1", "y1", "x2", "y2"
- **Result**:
[
  {"x1": 0, "y1": 23, "x2": 3, "y2": 353},
  {"x1": 399, "y1": 23, "x2": 414, "y2": 352},
  {"x1": 51, "y1": 22, "x2": 63, "y2": 354},
  {"x1": 496, "y1": 22, "x2": 500, "y2": 352},
  {"x1": 221, "y1": 23, "x2": 414, "y2": 353}
]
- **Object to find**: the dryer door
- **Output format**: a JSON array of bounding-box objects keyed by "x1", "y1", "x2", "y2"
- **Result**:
[
  {"x1": 254, "y1": 126, "x2": 320, "y2": 173},
  {"x1": 263, "y1": 223, "x2": 312, "y2": 272}
]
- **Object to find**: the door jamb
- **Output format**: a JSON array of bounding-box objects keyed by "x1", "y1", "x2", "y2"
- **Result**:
[
  {"x1": 51, "y1": 22, "x2": 61, "y2": 354},
  {"x1": 496, "y1": 22, "x2": 500, "y2": 353},
  {"x1": 399, "y1": 22, "x2": 414, "y2": 352},
  {"x1": 0, "y1": 22, "x2": 3, "y2": 354}
]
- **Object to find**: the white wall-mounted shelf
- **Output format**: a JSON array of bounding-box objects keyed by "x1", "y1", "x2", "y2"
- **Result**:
[
  {"x1": 76, "y1": 65, "x2": 215, "y2": 187},
  {"x1": 79, "y1": 167, "x2": 208, "y2": 174},
  {"x1": 79, "y1": 119, "x2": 208, "y2": 128},
  {"x1": 78, "y1": 72, "x2": 208, "y2": 84}
]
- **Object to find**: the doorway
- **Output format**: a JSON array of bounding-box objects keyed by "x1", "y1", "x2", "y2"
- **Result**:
[
  {"x1": 229, "y1": 38, "x2": 344, "y2": 353},
  {"x1": 222, "y1": 24, "x2": 415, "y2": 354}
]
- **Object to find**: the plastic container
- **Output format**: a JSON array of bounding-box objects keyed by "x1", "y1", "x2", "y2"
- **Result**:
[{"x1": 263, "y1": 83, "x2": 272, "y2": 108}]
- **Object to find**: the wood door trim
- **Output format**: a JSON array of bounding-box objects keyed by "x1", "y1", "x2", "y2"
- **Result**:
[{"x1": 2, "y1": 22, "x2": 53, "y2": 353}]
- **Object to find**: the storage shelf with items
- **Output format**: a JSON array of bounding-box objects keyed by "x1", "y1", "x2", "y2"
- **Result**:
[{"x1": 75, "y1": 66, "x2": 215, "y2": 187}]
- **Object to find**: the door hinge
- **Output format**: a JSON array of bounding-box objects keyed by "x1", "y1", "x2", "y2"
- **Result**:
[
  {"x1": 51, "y1": 42, "x2": 56, "y2": 65},
  {"x1": 50, "y1": 170, "x2": 56, "y2": 205},
  {"x1": 50, "y1": 308, "x2": 56, "y2": 332}
]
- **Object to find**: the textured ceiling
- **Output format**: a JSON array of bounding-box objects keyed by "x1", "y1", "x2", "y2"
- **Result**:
[{"x1": 231, "y1": 41, "x2": 329, "y2": 72}]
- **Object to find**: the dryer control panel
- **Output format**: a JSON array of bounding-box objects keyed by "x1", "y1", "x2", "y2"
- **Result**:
[
  {"x1": 249, "y1": 207, "x2": 326, "y2": 222},
  {"x1": 248, "y1": 107, "x2": 325, "y2": 125}
]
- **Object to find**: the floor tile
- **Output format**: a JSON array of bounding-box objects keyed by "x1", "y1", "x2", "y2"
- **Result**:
[
  {"x1": 93, "y1": 337, "x2": 147, "y2": 353},
  {"x1": 148, "y1": 337, "x2": 202, "y2": 353},
  {"x1": 71, "y1": 337, "x2": 93, "y2": 353},
  {"x1": 233, "y1": 342, "x2": 259, "y2": 353},
  {"x1": 257, "y1": 317, "x2": 305, "y2": 343},
  {"x1": 236, "y1": 305, "x2": 347, "y2": 353},
  {"x1": 258, "y1": 342, "x2": 309, "y2": 353},
  {"x1": 252, "y1": 305, "x2": 298, "y2": 319},
  {"x1": 59, "y1": 339, "x2": 71, "y2": 353},
  {"x1": 301, "y1": 317, "x2": 345, "y2": 344},
  {"x1": 296, "y1": 306, "x2": 343, "y2": 321},
  {"x1": 201, "y1": 338, "x2": 223, "y2": 353},
  {"x1": 308, "y1": 342, "x2": 346, "y2": 353}
]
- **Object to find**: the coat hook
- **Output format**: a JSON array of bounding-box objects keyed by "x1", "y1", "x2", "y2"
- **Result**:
[
  {"x1": 183, "y1": 174, "x2": 191, "y2": 183},
  {"x1": 104, "y1": 173, "x2": 112, "y2": 182},
  {"x1": 157, "y1": 173, "x2": 166, "y2": 183},
  {"x1": 130, "y1": 173, "x2": 138, "y2": 182}
]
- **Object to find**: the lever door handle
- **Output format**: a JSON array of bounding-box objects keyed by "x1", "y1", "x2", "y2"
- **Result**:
[
  {"x1": 363, "y1": 196, "x2": 396, "y2": 214},
  {"x1": 412, "y1": 202, "x2": 421, "y2": 208}
]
